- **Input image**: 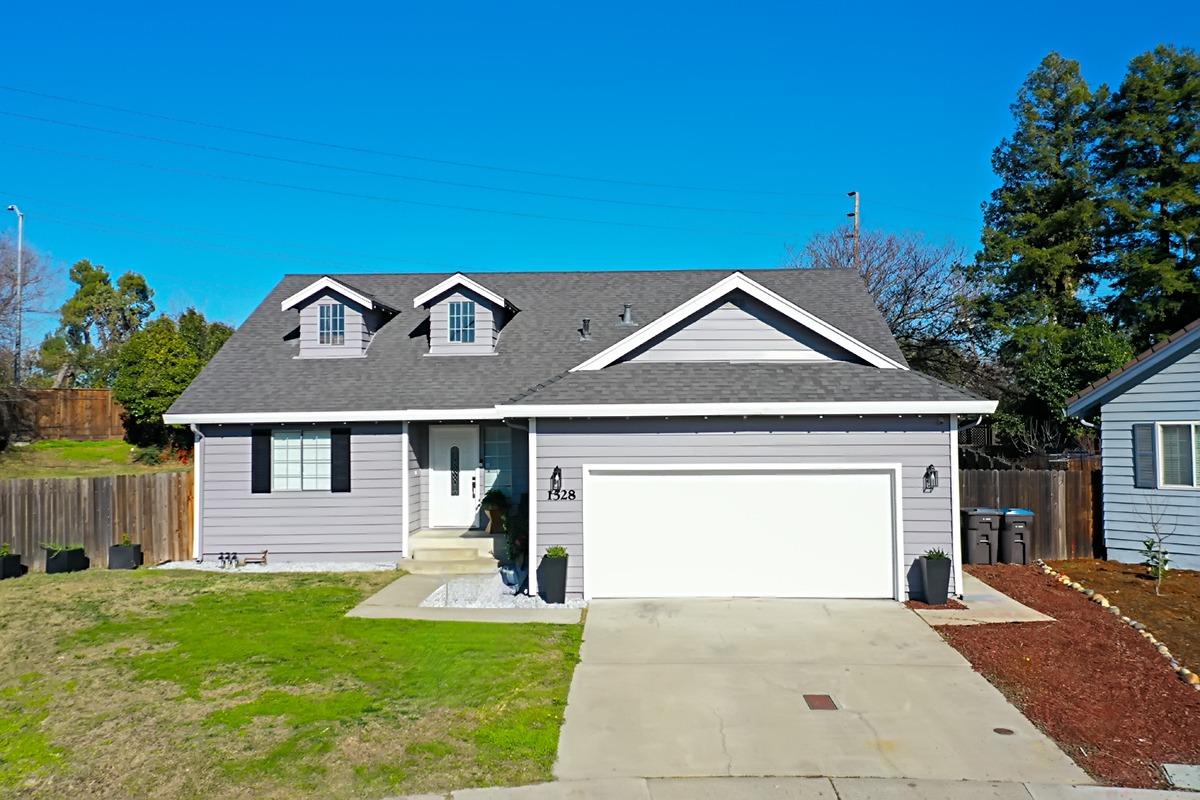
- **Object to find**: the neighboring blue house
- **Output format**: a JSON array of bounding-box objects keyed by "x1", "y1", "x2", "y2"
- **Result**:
[{"x1": 1067, "y1": 319, "x2": 1200, "y2": 569}]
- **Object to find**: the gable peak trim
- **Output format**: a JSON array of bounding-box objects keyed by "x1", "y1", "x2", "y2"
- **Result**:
[
  {"x1": 569, "y1": 271, "x2": 907, "y2": 372},
  {"x1": 412, "y1": 273, "x2": 510, "y2": 310},
  {"x1": 280, "y1": 276, "x2": 391, "y2": 313}
]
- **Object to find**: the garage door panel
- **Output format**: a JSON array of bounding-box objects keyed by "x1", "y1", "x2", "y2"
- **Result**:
[{"x1": 585, "y1": 466, "x2": 898, "y2": 599}]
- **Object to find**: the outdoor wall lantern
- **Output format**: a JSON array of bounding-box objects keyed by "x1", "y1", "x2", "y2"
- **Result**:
[
  {"x1": 923, "y1": 464, "x2": 939, "y2": 493},
  {"x1": 550, "y1": 465, "x2": 563, "y2": 493}
]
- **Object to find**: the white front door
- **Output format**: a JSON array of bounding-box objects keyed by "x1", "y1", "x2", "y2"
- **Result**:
[{"x1": 430, "y1": 425, "x2": 480, "y2": 527}]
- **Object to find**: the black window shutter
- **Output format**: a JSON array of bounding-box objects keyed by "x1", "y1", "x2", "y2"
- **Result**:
[
  {"x1": 1132, "y1": 424, "x2": 1156, "y2": 489},
  {"x1": 251, "y1": 428, "x2": 272, "y2": 494},
  {"x1": 331, "y1": 427, "x2": 351, "y2": 493}
]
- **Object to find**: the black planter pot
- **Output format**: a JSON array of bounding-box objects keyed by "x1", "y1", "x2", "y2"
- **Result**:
[
  {"x1": 45, "y1": 548, "x2": 89, "y2": 575},
  {"x1": 0, "y1": 553, "x2": 24, "y2": 579},
  {"x1": 108, "y1": 544, "x2": 143, "y2": 570},
  {"x1": 537, "y1": 554, "x2": 568, "y2": 604},
  {"x1": 919, "y1": 556, "x2": 952, "y2": 605}
]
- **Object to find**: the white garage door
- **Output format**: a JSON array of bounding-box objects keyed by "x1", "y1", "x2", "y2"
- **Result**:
[{"x1": 583, "y1": 465, "x2": 900, "y2": 599}]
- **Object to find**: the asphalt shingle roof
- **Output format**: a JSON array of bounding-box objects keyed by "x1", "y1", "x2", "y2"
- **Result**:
[{"x1": 169, "y1": 267, "x2": 958, "y2": 416}]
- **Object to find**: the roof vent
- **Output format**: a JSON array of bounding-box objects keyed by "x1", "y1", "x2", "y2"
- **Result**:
[
  {"x1": 580, "y1": 318, "x2": 591, "y2": 341},
  {"x1": 620, "y1": 303, "x2": 635, "y2": 326}
]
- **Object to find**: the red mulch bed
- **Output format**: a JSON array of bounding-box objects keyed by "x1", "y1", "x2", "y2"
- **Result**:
[
  {"x1": 940, "y1": 564, "x2": 1200, "y2": 788},
  {"x1": 904, "y1": 598, "x2": 968, "y2": 610}
]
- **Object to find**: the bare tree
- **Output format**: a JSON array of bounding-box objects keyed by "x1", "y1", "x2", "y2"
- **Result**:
[
  {"x1": 1140, "y1": 500, "x2": 1175, "y2": 596},
  {"x1": 0, "y1": 234, "x2": 53, "y2": 385},
  {"x1": 787, "y1": 227, "x2": 999, "y2": 393}
]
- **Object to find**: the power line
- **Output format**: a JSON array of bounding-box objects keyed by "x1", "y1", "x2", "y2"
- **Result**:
[
  {"x1": 0, "y1": 110, "x2": 834, "y2": 217},
  {"x1": 0, "y1": 140, "x2": 806, "y2": 238},
  {"x1": 0, "y1": 84, "x2": 792, "y2": 197}
]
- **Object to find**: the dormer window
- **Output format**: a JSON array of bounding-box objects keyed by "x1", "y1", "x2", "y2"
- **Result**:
[
  {"x1": 449, "y1": 301, "x2": 476, "y2": 343},
  {"x1": 318, "y1": 303, "x2": 345, "y2": 345}
]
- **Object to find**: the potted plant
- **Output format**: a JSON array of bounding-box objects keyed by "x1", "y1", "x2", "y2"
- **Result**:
[
  {"x1": 108, "y1": 533, "x2": 143, "y2": 570},
  {"x1": 537, "y1": 546, "x2": 569, "y2": 604},
  {"x1": 0, "y1": 543, "x2": 24, "y2": 580},
  {"x1": 43, "y1": 543, "x2": 89, "y2": 575},
  {"x1": 480, "y1": 489, "x2": 510, "y2": 534},
  {"x1": 919, "y1": 548, "x2": 952, "y2": 605}
]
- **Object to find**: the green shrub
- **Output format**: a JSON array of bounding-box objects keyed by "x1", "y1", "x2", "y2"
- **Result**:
[
  {"x1": 544, "y1": 546, "x2": 568, "y2": 559},
  {"x1": 0, "y1": 543, "x2": 10, "y2": 557},
  {"x1": 924, "y1": 548, "x2": 950, "y2": 560},
  {"x1": 41, "y1": 543, "x2": 84, "y2": 554},
  {"x1": 133, "y1": 445, "x2": 162, "y2": 465}
]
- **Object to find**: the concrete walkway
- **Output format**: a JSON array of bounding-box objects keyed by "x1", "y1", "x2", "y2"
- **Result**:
[
  {"x1": 554, "y1": 598, "x2": 1087, "y2": 784},
  {"x1": 390, "y1": 776, "x2": 1197, "y2": 799},
  {"x1": 914, "y1": 573, "x2": 1054, "y2": 627},
  {"x1": 345, "y1": 573, "x2": 582, "y2": 624}
]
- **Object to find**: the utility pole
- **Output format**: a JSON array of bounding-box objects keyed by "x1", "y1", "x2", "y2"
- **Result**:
[
  {"x1": 846, "y1": 191, "x2": 860, "y2": 270},
  {"x1": 5, "y1": 204, "x2": 23, "y2": 385}
]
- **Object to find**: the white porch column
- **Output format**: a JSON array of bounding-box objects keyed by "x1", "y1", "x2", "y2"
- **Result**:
[
  {"x1": 191, "y1": 424, "x2": 204, "y2": 560},
  {"x1": 401, "y1": 421, "x2": 410, "y2": 559},
  {"x1": 527, "y1": 417, "x2": 538, "y2": 596},
  {"x1": 949, "y1": 415, "x2": 964, "y2": 599}
]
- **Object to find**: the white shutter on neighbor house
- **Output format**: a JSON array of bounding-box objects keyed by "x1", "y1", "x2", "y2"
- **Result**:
[{"x1": 1132, "y1": 424, "x2": 1157, "y2": 489}]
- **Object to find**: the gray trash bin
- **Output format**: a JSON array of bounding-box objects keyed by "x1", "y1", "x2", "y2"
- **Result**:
[
  {"x1": 1000, "y1": 508, "x2": 1034, "y2": 565},
  {"x1": 961, "y1": 507, "x2": 1001, "y2": 565}
]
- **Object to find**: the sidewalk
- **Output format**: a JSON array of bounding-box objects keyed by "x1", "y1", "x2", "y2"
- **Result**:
[
  {"x1": 914, "y1": 572, "x2": 1055, "y2": 626},
  {"x1": 345, "y1": 573, "x2": 583, "y2": 624},
  {"x1": 389, "y1": 776, "x2": 1197, "y2": 799}
]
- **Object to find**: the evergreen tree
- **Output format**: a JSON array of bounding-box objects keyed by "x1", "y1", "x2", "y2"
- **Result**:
[{"x1": 1096, "y1": 45, "x2": 1200, "y2": 347}]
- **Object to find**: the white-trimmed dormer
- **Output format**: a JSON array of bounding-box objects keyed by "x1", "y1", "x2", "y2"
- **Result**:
[
  {"x1": 413, "y1": 273, "x2": 516, "y2": 356},
  {"x1": 281, "y1": 276, "x2": 398, "y2": 359}
]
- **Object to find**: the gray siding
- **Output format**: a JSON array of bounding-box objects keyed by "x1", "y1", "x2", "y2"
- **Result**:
[
  {"x1": 1100, "y1": 342, "x2": 1200, "y2": 568},
  {"x1": 534, "y1": 416, "x2": 954, "y2": 598},
  {"x1": 407, "y1": 423, "x2": 427, "y2": 539},
  {"x1": 296, "y1": 289, "x2": 373, "y2": 358},
  {"x1": 198, "y1": 423, "x2": 404, "y2": 561},
  {"x1": 427, "y1": 289, "x2": 503, "y2": 356},
  {"x1": 625, "y1": 292, "x2": 861, "y2": 364}
]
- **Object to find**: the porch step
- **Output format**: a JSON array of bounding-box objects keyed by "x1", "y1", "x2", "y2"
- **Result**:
[
  {"x1": 400, "y1": 556, "x2": 498, "y2": 576},
  {"x1": 411, "y1": 547, "x2": 485, "y2": 562}
]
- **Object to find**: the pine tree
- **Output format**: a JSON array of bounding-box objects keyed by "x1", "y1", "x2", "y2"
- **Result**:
[
  {"x1": 975, "y1": 53, "x2": 1104, "y2": 331},
  {"x1": 1096, "y1": 45, "x2": 1200, "y2": 348}
]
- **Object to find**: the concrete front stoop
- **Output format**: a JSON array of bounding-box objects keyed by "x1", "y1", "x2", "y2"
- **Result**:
[
  {"x1": 403, "y1": 528, "x2": 501, "y2": 576},
  {"x1": 387, "y1": 777, "x2": 1200, "y2": 799}
]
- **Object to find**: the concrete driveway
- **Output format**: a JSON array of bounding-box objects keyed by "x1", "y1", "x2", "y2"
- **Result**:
[{"x1": 555, "y1": 599, "x2": 1089, "y2": 784}]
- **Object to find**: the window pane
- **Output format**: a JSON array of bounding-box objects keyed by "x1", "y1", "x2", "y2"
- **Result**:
[
  {"x1": 1195, "y1": 425, "x2": 1200, "y2": 488},
  {"x1": 272, "y1": 430, "x2": 302, "y2": 491},
  {"x1": 450, "y1": 445, "x2": 460, "y2": 496},
  {"x1": 302, "y1": 429, "x2": 332, "y2": 491},
  {"x1": 449, "y1": 301, "x2": 476, "y2": 344},
  {"x1": 319, "y1": 304, "x2": 345, "y2": 345},
  {"x1": 1161, "y1": 425, "x2": 1195, "y2": 487}
]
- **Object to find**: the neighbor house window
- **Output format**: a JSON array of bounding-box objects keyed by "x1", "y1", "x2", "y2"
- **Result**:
[
  {"x1": 1160, "y1": 423, "x2": 1200, "y2": 489},
  {"x1": 319, "y1": 303, "x2": 345, "y2": 345},
  {"x1": 272, "y1": 429, "x2": 331, "y2": 491},
  {"x1": 448, "y1": 300, "x2": 476, "y2": 343}
]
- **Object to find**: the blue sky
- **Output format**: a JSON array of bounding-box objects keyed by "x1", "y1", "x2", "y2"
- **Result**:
[{"x1": 1, "y1": 1, "x2": 1195, "y2": 338}]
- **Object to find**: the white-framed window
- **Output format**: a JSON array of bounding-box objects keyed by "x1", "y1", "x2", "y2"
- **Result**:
[
  {"x1": 319, "y1": 303, "x2": 345, "y2": 345},
  {"x1": 448, "y1": 300, "x2": 476, "y2": 343},
  {"x1": 1159, "y1": 422, "x2": 1200, "y2": 489},
  {"x1": 272, "y1": 429, "x2": 332, "y2": 491}
]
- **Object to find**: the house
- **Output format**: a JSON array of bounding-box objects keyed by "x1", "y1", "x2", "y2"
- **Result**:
[
  {"x1": 164, "y1": 268, "x2": 996, "y2": 600},
  {"x1": 1067, "y1": 318, "x2": 1200, "y2": 568}
]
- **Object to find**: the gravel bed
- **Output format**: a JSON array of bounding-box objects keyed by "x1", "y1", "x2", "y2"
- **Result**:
[
  {"x1": 420, "y1": 572, "x2": 587, "y2": 609},
  {"x1": 155, "y1": 560, "x2": 399, "y2": 573}
]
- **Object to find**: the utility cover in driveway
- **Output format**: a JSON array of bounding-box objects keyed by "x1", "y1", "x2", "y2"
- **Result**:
[{"x1": 584, "y1": 466, "x2": 897, "y2": 598}]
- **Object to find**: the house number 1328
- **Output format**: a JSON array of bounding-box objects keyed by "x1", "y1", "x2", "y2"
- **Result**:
[{"x1": 546, "y1": 489, "x2": 576, "y2": 501}]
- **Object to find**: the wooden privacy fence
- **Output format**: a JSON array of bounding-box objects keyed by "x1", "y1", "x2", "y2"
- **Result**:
[
  {"x1": 960, "y1": 468, "x2": 1103, "y2": 561},
  {"x1": 24, "y1": 388, "x2": 125, "y2": 440},
  {"x1": 0, "y1": 471, "x2": 192, "y2": 571}
]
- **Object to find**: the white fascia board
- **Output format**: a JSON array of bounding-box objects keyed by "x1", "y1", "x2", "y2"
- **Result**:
[
  {"x1": 163, "y1": 407, "x2": 505, "y2": 425},
  {"x1": 280, "y1": 276, "x2": 380, "y2": 312},
  {"x1": 412, "y1": 273, "x2": 508, "y2": 309},
  {"x1": 569, "y1": 271, "x2": 908, "y2": 372},
  {"x1": 494, "y1": 400, "x2": 998, "y2": 417}
]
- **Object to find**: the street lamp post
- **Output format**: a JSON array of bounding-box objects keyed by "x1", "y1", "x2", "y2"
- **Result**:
[{"x1": 5, "y1": 204, "x2": 23, "y2": 385}]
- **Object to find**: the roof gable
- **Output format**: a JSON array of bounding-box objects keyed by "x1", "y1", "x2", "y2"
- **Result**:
[
  {"x1": 1066, "y1": 319, "x2": 1200, "y2": 416},
  {"x1": 280, "y1": 276, "x2": 394, "y2": 313},
  {"x1": 412, "y1": 273, "x2": 510, "y2": 310},
  {"x1": 571, "y1": 272, "x2": 906, "y2": 372}
]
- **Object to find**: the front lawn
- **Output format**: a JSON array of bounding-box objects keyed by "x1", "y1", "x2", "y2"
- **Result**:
[
  {"x1": 1049, "y1": 559, "x2": 1200, "y2": 670},
  {"x1": 0, "y1": 570, "x2": 582, "y2": 800},
  {"x1": 0, "y1": 438, "x2": 188, "y2": 479}
]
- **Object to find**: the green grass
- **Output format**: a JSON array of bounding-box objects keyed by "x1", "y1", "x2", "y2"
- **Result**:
[
  {"x1": 0, "y1": 570, "x2": 582, "y2": 799},
  {"x1": 0, "y1": 438, "x2": 188, "y2": 479}
]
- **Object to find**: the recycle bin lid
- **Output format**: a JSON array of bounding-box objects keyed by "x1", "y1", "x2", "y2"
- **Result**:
[
  {"x1": 964, "y1": 507, "x2": 1003, "y2": 514},
  {"x1": 1003, "y1": 508, "x2": 1035, "y2": 516}
]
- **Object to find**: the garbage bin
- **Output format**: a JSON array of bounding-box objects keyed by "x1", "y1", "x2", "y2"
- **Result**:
[
  {"x1": 961, "y1": 507, "x2": 1001, "y2": 565},
  {"x1": 1000, "y1": 508, "x2": 1034, "y2": 565}
]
